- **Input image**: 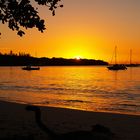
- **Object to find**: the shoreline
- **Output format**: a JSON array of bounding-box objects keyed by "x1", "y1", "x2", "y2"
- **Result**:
[
  {"x1": 1, "y1": 99, "x2": 140, "y2": 117},
  {"x1": 0, "y1": 100, "x2": 140, "y2": 139}
]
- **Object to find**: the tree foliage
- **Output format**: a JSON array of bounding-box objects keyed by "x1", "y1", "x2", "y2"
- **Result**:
[{"x1": 0, "y1": 0, "x2": 63, "y2": 36}]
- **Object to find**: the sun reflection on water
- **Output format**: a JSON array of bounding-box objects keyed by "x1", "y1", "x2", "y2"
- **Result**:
[{"x1": 0, "y1": 66, "x2": 140, "y2": 115}]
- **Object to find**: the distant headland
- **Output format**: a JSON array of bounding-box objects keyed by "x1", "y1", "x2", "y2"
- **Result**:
[{"x1": 0, "y1": 51, "x2": 108, "y2": 66}]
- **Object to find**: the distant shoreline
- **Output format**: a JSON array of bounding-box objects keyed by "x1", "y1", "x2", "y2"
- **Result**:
[
  {"x1": 1, "y1": 64, "x2": 140, "y2": 67},
  {"x1": 0, "y1": 52, "x2": 108, "y2": 66}
]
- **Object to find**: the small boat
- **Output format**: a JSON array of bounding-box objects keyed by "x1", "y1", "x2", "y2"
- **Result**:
[
  {"x1": 107, "y1": 64, "x2": 127, "y2": 70},
  {"x1": 107, "y1": 46, "x2": 127, "y2": 70},
  {"x1": 22, "y1": 66, "x2": 40, "y2": 71}
]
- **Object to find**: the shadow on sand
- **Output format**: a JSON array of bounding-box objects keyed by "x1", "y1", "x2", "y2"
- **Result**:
[{"x1": 25, "y1": 105, "x2": 115, "y2": 140}]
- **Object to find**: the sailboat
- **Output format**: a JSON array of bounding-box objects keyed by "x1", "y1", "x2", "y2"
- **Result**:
[
  {"x1": 126, "y1": 49, "x2": 139, "y2": 67},
  {"x1": 22, "y1": 52, "x2": 40, "y2": 71},
  {"x1": 107, "y1": 46, "x2": 127, "y2": 70}
]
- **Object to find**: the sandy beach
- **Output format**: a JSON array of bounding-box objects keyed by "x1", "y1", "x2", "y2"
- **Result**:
[{"x1": 0, "y1": 101, "x2": 140, "y2": 140}]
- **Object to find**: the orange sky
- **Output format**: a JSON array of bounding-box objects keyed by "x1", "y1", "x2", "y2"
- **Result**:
[{"x1": 0, "y1": 0, "x2": 140, "y2": 63}]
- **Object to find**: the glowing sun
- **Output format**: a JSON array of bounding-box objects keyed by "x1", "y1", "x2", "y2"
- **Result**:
[{"x1": 75, "y1": 56, "x2": 81, "y2": 60}]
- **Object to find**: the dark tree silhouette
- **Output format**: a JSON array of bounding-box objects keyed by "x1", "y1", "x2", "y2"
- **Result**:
[{"x1": 0, "y1": 0, "x2": 63, "y2": 36}]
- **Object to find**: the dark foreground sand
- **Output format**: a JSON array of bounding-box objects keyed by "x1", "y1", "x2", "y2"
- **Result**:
[{"x1": 0, "y1": 101, "x2": 140, "y2": 140}]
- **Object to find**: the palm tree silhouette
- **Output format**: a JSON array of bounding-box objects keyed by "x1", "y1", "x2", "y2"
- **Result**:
[{"x1": 26, "y1": 105, "x2": 114, "y2": 140}]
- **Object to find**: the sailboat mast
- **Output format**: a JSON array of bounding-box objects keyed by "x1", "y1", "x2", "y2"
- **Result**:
[
  {"x1": 115, "y1": 46, "x2": 117, "y2": 64},
  {"x1": 130, "y1": 49, "x2": 132, "y2": 65}
]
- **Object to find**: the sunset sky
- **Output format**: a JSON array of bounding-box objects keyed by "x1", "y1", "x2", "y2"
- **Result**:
[{"x1": 0, "y1": 0, "x2": 140, "y2": 63}]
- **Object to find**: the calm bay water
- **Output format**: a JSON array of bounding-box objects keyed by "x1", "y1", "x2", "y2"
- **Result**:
[{"x1": 0, "y1": 66, "x2": 140, "y2": 115}]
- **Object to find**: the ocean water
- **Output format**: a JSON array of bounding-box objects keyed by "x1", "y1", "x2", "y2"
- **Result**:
[{"x1": 0, "y1": 66, "x2": 140, "y2": 115}]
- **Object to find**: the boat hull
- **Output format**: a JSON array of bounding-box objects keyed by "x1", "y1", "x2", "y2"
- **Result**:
[
  {"x1": 22, "y1": 67, "x2": 40, "y2": 71},
  {"x1": 107, "y1": 64, "x2": 127, "y2": 70}
]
